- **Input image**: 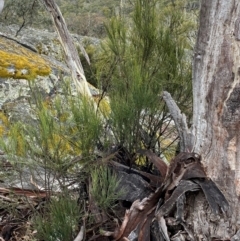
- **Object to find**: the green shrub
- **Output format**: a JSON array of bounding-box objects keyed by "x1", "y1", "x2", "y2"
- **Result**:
[
  {"x1": 95, "y1": 0, "x2": 196, "y2": 160},
  {"x1": 0, "y1": 81, "x2": 103, "y2": 191},
  {"x1": 90, "y1": 165, "x2": 123, "y2": 211},
  {"x1": 34, "y1": 194, "x2": 81, "y2": 241}
]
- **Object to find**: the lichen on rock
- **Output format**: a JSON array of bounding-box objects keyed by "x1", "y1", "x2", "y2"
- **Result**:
[{"x1": 0, "y1": 37, "x2": 51, "y2": 80}]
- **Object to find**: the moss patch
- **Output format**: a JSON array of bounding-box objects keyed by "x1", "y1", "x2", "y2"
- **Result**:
[{"x1": 0, "y1": 37, "x2": 51, "y2": 80}]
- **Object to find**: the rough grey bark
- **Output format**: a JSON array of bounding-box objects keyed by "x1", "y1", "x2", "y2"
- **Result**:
[
  {"x1": 163, "y1": 0, "x2": 240, "y2": 239},
  {"x1": 0, "y1": 0, "x2": 4, "y2": 14},
  {"x1": 192, "y1": 0, "x2": 240, "y2": 223},
  {"x1": 182, "y1": 0, "x2": 240, "y2": 239},
  {"x1": 41, "y1": 0, "x2": 92, "y2": 97}
]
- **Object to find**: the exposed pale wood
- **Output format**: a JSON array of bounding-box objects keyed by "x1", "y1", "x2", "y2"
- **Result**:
[
  {"x1": 162, "y1": 91, "x2": 194, "y2": 152},
  {"x1": 41, "y1": 0, "x2": 92, "y2": 97},
  {"x1": 0, "y1": 0, "x2": 4, "y2": 14},
  {"x1": 73, "y1": 226, "x2": 84, "y2": 241}
]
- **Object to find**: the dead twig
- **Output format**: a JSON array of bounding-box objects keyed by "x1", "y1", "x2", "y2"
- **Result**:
[{"x1": 73, "y1": 225, "x2": 84, "y2": 241}]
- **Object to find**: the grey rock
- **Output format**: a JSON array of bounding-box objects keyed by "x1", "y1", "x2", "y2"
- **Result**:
[
  {"x1": 0, "y1": 25, "x2": 101, "y2": 191},
  {"x1": 116, "y1": 171, "x2": 153, "y2": 202},
  {"x1": 0, "y1": 24, "x2": 101, "y2": 121}
]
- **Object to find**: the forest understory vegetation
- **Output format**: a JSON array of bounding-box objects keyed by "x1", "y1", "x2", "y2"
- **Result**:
[{"x1": 1, "y1": 0, "x2": 229, "y2": 241}]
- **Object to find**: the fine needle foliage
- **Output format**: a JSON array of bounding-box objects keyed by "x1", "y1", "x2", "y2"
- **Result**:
[
  {"x1": 0, "y1": 80, "x2": 123, "y2": 239},
  {"x1": 0, "y1": 81, "x2": 120, "y2": 237},
  {"x1": 91, "y1": 165, "x2": 123, "y2": 211},
  {"x1": 0, "y1": 1, "x2": 200, "y2": 240},
  {"x1": 1, "y1": 80, "x2": 103, "y2": 190},
  {"x1": 96, "y1": 0, "x2": 197, "y2": 162},
  {"x1": 34, "y1": 194, "x2": 81, "y2": 241}
]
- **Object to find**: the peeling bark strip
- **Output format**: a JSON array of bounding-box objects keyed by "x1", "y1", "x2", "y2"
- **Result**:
[
  {"x1": 234, "y1": 18, "x2": 240, "y2": 41},
  {"x1": 41, "y1": 0, "x2": 92, "y2": 97},
  {"x1": 137, "y1": 149, "x2": 168, "y2": 180},
  {"x1": 105, "y1": 152, "x2": 229, "y2": 241}
]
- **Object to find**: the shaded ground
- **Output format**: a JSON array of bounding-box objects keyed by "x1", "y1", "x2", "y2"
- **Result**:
[{"x1": 0, "y1": 150, "x2": 229, "y2": 241}]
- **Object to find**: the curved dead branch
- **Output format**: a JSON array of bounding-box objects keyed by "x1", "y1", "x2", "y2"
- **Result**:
[{"x1": 162, "y1": 91, "x2": 194, "y2": 152}]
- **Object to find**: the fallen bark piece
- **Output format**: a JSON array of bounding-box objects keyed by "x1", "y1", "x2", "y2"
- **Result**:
[
  {"x1": 137, "y1": 149, "x2": 168, "y2": 180},
  {"x1": 102, "y1": 152, "x2": 229, "y2": 241},
  {"x1": 156, "y1": 180, "x2": 200, "y2": 217},
  {"x1": 113, "y1": 188, "x2": 163, "y2": 241},
  {"x1": 193, "y1": 179, "x2": 229, "y2": 215},
  {"x1": 138, "y1": 210, "x2": 155, "y2": 241},
  {"x1": 0, "y1": 187, "x2": 48, "y2": 198},
  {"x1": 151, "y1": 220, "x2": 166, "y2": 241},
  {"x1": 158, "y1": 216, "x2": 170, "y2": 241},
  {"x1": 175, "y1": 194, "x2": 186, "y2": 221},
  {"x1": 163, "y1": 152, "x2": 205, "y2": 199}
]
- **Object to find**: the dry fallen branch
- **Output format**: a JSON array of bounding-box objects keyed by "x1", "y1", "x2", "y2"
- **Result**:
[
  {"x1": 0, "y1": 187, "x2": 47, "y2": 198},
  {"x1": 41, "y1": 0, "x2": 92, "y2": 97}
]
